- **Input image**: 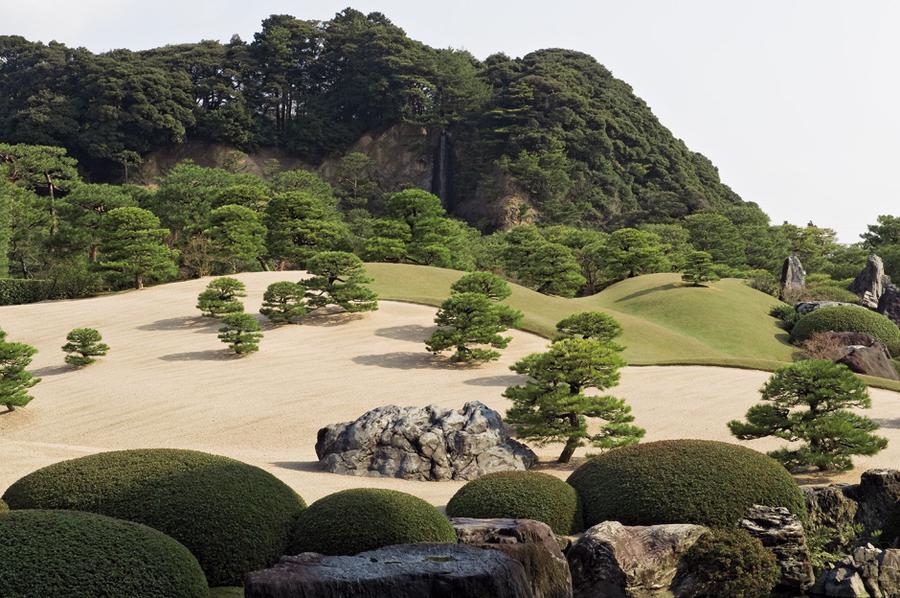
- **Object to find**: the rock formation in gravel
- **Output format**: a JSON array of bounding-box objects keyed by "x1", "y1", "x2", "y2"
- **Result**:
[{"x1": 315, "y1": 401, "x2": 537, "y2": 481}]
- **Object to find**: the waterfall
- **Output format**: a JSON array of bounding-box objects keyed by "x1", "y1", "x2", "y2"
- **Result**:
[{"x1": 432, "y1": 129, "x2": 451, "y2": 208}]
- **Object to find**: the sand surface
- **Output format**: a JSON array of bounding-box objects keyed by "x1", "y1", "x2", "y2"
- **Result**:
[{"x1": 2, "y1": 271, "x2": 899, "y2": 506}]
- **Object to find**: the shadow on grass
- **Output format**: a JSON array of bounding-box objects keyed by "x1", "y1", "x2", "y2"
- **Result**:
[
  {"x1": 159, "y1": 349, "x2": 229, "y2": 362},
  {"x1": 30, "y1": 364, "x2": 74, "y2": 377},
  {"x1": 375, "y1": 324, "x2": 435, "y2": 342},
  {"x1": 463, "y1": 375, "x2": 523, "y2": 387},
  {"x1": 613, "y1": 283, "x2": 679, "y2": 303},
  {"x1": 270, "y1": 460, "x2": 323, "y2": 473},
  {"x1": 352, "y1": 352, "x2": 479, "y2": 370},
  {"x1": 138, "y1": 316, "x2": 219, "y2": 333}
]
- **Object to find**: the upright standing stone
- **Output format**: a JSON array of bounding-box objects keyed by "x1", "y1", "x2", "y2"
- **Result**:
[
  {"x1": 739, "y1": 505, "x2": 815, "y2": 594},
  {"x1": 878, "y1": 284, "x2": 900, "y2": 328},
  {"x1": 780, "y1": 255, "x2": 807, "y2": 303},
  {"x1": 851, "y1": 254, "x2": 889, "y2": 309}
]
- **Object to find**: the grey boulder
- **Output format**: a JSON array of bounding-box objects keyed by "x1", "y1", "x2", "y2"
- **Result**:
[
  {"x1": 739, "y1": 505, "x2": 815, "y2": 593},
  {"x1": 315, "y1": 401, "x2": 537, "y2": 481},
  {"x1": 781, "y1": 255, "x2": 807, "y2": 302},
  {"x1": 812, "y1": 545, "x2": 900, "y2": 597},
  {"x1": 851, "y1": 254, "x2": 891, "y2": 309}
]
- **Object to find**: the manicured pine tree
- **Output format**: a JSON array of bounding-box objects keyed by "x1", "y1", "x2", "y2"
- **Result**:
[
  {"x1": 61, "y1": 328, "x2": 109, "y2": 367},
  {"x1": 303, "y1": 251, "x2": 378, "y2": 313},
  {"x1": 681, "y1": 250, "x2": 720, "y2": 287},
  {"x1": 728, "y1": 360, "x2": 887, "y2": 471},
  {"x1": 426, "y1": 292, "x2": 523, "y2": 363},
  {"x1": 505, "y1": 337, "x2": 644, "y2": 463},
  {"x1": 555, "y1": 311, "x2": 622, "y2": 344},
  {"x1": 197, "y1": 277, "x2": 246, "y2": 317},
  {"x1": 218, "y1": 313, "x2": 263, "y2": 355},
  {"x1": 98, "y1": 207, "x2": 178, "y2": 289},
  {"x1": 0, "y1": 329, "x2": 40, "y2": 411},
  {"x1": 259, "y1": 281, "x2": 308, "y2": 325},
  {"x1": 450, "y1": 271, "x2": 512, "y2": 301}
]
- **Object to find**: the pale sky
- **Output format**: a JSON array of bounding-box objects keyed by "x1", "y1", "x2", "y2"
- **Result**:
[{"x1": 2, "y1": 0, "x2": 899, "y2": 242}]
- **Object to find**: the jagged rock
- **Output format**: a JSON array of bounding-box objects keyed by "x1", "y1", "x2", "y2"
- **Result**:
[
  {"x1": 315, "y1": 401, "x2": 537, "y2": 481},
  {"x1": 837, "y1": 344, "x2": 900, "y2": 380},
  {"x1": 567, "y1": 520, "x2": 707, "y2": 598},
  {"x1": 452, "y1": 518, "x2": 572, "y2": 598},
  {"x1": 805, "y1": 470, "x2": 900, "y2": 551},
  {"x1": 781, "y1": 255, "x2": 807, "y2": 302},
  {"x1": 739, "y1": 505, "x2": 815, "y2": 593},
  {"x1": 812, "y1": 544, "x2": 900, "y2": 597},
  {"x1": 852, "y1": 255, "x2": 890, "y2": 309},
  {"x1": 796, "y1": 301, "x2": 863, "y2": 315},
  {"x1": 244, "y1": 543, "x2": 534, "y2": 598},
  {"x1": 879, "y1": 284, "x2": 900, "y2": 329}
]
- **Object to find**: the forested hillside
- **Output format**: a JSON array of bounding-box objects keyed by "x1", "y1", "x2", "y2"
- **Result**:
[{"x1": 0, "y1": 8, "x2": 742, "y2": 228}]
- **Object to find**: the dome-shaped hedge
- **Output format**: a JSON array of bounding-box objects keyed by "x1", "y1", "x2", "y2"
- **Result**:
[
  {"x1": 567, "y1": 440, "x2": 806, "y2": 528},
  {"x1": 445, "y1": 471, "x2": 582, "y2": 534},
  {"x1": 290, "y1": 488, "x2": 457, "y2": 555},
  {"x1": 1, "y1": 449, "x2": 306, "y2": 586},
  {"x1": 791, "y1": 306, "x2": 900, "y2": 355},
  {"x1": 0, "y1": 510, "x2": 208, "y2": 597}
]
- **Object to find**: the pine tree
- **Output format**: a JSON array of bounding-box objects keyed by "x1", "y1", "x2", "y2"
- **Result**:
[
  {"x1": 426, "y1": 292, "x2": 522, "y2": 362},
  {"x1": 0, "y1": 329, "x2": 40, "y2": 411},
  {"x1": 555, "y1": 311, "x2": 623, "y2": 344},
  {"x1": 197, "y1": 277, "x2": 246, "y2": 317},
  {"x1": 450, "y1": 271, "x2": 511, "y2": 301},
  {"x1": 259, "y1": 281, "x2": 308, "y2": 324},
  {"x1": 61, "y1": 328, "x2": 109, "y2": 367},
  {"x1": 505, "y1": 337, "x2": 644, "y2": 463},
  {"x1": 218, "y1": 313, "x2": 263, "y2": 355},
  {"x1": 303, "y1": 251, "x2": 378, "y2": 313},
  {"x1": 728, "y1": 360, "x2": 887, "y2": 471},
  {"x1": 681, "y1": 250, "x2": 720, "y2": 287},
  {"x1": 98, "y1": 207, "x2": 178, "y2": 289}
]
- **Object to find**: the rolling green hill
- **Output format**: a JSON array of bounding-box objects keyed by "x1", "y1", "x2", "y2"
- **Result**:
[{"x1": 367, "y1": 263, "x2": 900, "y2": 392}]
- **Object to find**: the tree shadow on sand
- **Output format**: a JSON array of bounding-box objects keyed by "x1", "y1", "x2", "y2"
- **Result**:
[
  {"x1": 374, "y1": 324, "x2": 435, "y2": 342},
  {"x1": 29, "y1": 364, "x2": 74, "y2": 377},
  {"x1": 463, "y1": 375, "x2": 524, "y2": 387},
  {"x1": 352, "y1": 352, "x2": 480, "y2": 371},
  {"x1": 138, "y1": 316, "x2": 220, "y2": 333},
  {"x1": 270, "y1": 461, "x2": 324, "y2": 473},
  {"x1": 158, "y1": 349, "x2": 230, "y2": 362},
  {"x1": 302, "y1": 311, "x2": 365, "y2": 327}
]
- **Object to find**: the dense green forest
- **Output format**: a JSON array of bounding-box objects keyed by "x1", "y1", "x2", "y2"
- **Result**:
[{"x1": 0, "y1": 8, "x2": 743, "y2": 227}]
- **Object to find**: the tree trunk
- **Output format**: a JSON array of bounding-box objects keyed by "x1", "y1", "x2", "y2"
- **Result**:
[
  {"x1": 558, "y1": 436, "x2": 580, "y2": 464},
  {"x1": 257, "y1": 257, "x2": 270, "y2": 272},
  {"x1": 135, "y1": 274, "x2": 144, "y2": 290},
  {"x1": 4, "y1": 403, "x2": 14, "y2": 413},
  {"x1": 89, "y1": 245, "x2": 98, "y2": 263}
]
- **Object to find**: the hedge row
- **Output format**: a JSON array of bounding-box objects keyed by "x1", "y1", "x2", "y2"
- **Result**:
[
  {"x1": 0, "y1": 279, "x2": 56, "y2": 305},
  {"x1": 791, "y1": 306, "x2": 900, "y2": 355}
]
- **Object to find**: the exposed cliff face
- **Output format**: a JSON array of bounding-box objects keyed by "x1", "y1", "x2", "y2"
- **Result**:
[{"x1": 137, "y1": 142, "x2": 311, "y2": 184}]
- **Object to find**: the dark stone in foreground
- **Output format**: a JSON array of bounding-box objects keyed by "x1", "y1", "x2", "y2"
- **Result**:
[
  {"x1": 244, "y1": 543, "x2": 533, "y2": 598},
  {"x1": 837, "y1": 343, "x2": 900, "y2": 380},
  {"x1": 879, "y1": 284, "x2": 900, "y2": 328},
  {"x1": 739, "y1": 505, "x2": 815, "y2": 593},
  {"x1": 452, "y1": 517, "x2": 572, "y2": 598}
]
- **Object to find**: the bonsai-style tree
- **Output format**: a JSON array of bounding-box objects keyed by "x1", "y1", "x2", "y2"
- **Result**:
[
  {"x1": 728, "y1": 360, "x2": 888, "y2": 471},
  {"x1": 0, "y1": 329, "x2": 40, "y2": 411},
  {"x1": 681, "y1": 250, "x2": 720, "y2": 286},
  {"x1": 450, "y1": 272, "x2": 512, "y2": 301},
  {"x1": 98, "y1": 207, "x2": 178, "y2": 289},
  {"x1": 205, "y1": 204, "x2": 267, "y2": 273},
  {"x1": 505, "y1": 338, "x2": 644, "y2": 463},
  {"x1": 303, "y1": 251, "x2": 378, "y2": 313},
  {"x1": 259, "y1": 281, "x2": 308, "y2": 325},
  {"x1": 426, "y1": 292, "x2": 523, "y2": 363},
  {"x1": 61, "y1": 328, "x2": 109, "y2": 367},
  {"x1": 197, "y1": 277, "x2": 246, "y2": 317},
  {"x1": 555, "y1": 312, "x2": 622, "y2": 344},
  {"x1": 218, "y1": 313, "x2": 263, "y2": 355}
]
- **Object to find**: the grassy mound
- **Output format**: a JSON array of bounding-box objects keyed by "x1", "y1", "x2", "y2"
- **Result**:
[
  {"x1": 0, "y1": 509, "x2": 208, "y2": 597},
  {"x1": 365, "y1": 264, "x2": 793, "y2": 369},
  {"x1": 791, "y1": 306, "x2": 900, "y2": 355},
  {"x1": 683, "y1": 529, "x2": 780, "y2": 598},
  {"x1": 290, "y1": 488, "x2": 457, "y2": 555},
  {"x1": 567, "y1": 440, "x2": 806, "y2": 528},
  {"x1": 445, "y1": 471, "x2": 582, "y2": 534},
  {"x1": 1, "y1": 448, "x2": 306, "y2": 586}
]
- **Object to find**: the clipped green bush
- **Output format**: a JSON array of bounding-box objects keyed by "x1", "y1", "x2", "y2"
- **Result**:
[
  {"x1": 2, "y1": 448, "x2": 306, "y2": 586},
  {"x1": 0, "y1": 509, "x2": 208, "y2": 597},
  {"x1": 567, "y1": 440, "x2": 806, "y2": 528},
  {"x1": 791, "y1": 306, "x2": 900, "y2": 355},
  {"x1": 0, "y1": 499, "x2": 7, "y2": 512},
  {"x1": 682, "y1": 529, "x2": 780, "y2": 598},
  {"x1": 800, "y1": 284, "x2": 859, "y2": 303},
  {"x1": 291, "y1": 488, "x2": 456, "y2": 555},
  {"x1": 446, "y1": 471, "x2": 582, "y2": 534},
  {"x1": 0, "y1": 278, "x2": 55, "y2": 305}
]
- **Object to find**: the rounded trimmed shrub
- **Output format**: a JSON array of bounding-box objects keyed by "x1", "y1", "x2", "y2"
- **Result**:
[
  {"x1": 0, "y1": 509, "x2": 208, "y2": 597},
  {"x1": 446, "y1": 471, "x2": 582, "y2": 534},
  {"x1": 291, "y1": 488, "x2": 457, "y2": 555},
  {"x1": 1, "y1": 449, "x2": 306, "y2": 586},
  {"x1": 567, "y1": 440, "x2": 806, "y2": 528},
  {"x1": 682, "y1": 529, "x2": 780, "y2": 598},
  {"x1": 791, "y1": 306, "x2": 900, "y2": 355},
  {"x1": 0, "y1": 498, "x2": 7, "y2": 512}
]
